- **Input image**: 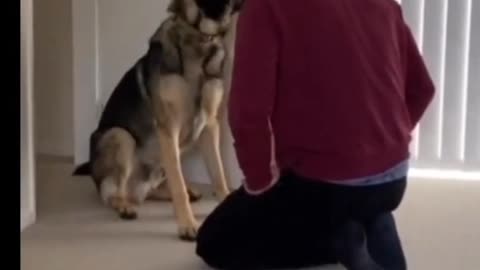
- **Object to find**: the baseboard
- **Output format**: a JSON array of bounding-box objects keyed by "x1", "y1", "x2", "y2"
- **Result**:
[{"x1": 21, "y1": 208, "x2": 35, "y2": 232}]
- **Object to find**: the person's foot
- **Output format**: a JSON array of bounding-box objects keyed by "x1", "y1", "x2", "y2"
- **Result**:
[
  {"x1": 365, "y1": 213, "x2": 407, "y2": 270},
  {"x1": 332, "y1": 220, "x2": 383, "y2": 270}
]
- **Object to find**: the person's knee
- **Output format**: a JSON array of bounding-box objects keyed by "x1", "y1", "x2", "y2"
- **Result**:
[
  {"x1": 196, "y1": 188, "x2": 254, "y2": 269},
  {"x1": 332, "y1": 221, "x2": 366, "y2": 251},
  {"x1": 368, "y1": 213, "x2": 396, "y2": 233},
  {"x1": 331, "y1": 221, "x2": 365, "y2": 259},
  {"x1": 332, "y1": 221, "x2": 383, "y2": 270},
  {"x1": 196, "y1": 223, "x2": 230, "y2": 269},
  {"x1": 196, "y1": 239, "x2": 221, "y2": 268},
  {"x1": 195, "y1": 223, "x2": 215, "y2": 257},
  {"x1": 196, "y1": 243, "x2": 233, "y2": 270},
  {"x1": 367, "y1": 213, "x2": 407, "y2": 270}
]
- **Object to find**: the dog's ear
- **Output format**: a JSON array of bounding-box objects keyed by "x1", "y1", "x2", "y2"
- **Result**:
[
  {"x1": 231, "y1": 0, "x2": 244, "y2": 13},
  {"x1": 167, "y1": 0, "x2": 182, "y2": 14}
]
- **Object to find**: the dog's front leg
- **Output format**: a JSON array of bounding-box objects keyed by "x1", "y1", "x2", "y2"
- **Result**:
[
  {"x1": 158, "y1": 129, "x2": 199, "y2": 241},
  {"x1": 199, "y1": 120, "x2": 230, "y2": 201},
  {"x1": 151, "y1": 75, "x2": 199, "y2": 241},
  {"x1": 199, "y1": 78, "x2": 230, "y2": 201}
]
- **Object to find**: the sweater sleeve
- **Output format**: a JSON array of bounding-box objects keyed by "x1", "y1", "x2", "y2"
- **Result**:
[
  {"x1": 228, "y1": 0, "x2": 280, "y2": 195},
  {"x1": 403, "y1": 24, "x2": 436, "y2": 129}
]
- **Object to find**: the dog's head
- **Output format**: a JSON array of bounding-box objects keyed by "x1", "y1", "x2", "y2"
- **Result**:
[{"x1": 168, "y1": 0, "x2": 244, "y2": 36}]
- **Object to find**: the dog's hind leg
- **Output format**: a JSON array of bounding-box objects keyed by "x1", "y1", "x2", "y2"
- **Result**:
[
  {"x1": 199, "y1": 78, "x2": 230, "y2": 201},
  {"x1": 186, "y1": 184, "x2": 203, "y2": 202},
  {"x1": 147, "y1": 181, "x2": 172, "y2": 201},
  {"x1": 151, "y1": 75, "x2": 199, "y2": 241},
  {"x1": 94, "y1": 128, "x2": 137, "y2": 220},
  {"x1": 147, "y1": 181, "x2": 203, "y2": 202}
]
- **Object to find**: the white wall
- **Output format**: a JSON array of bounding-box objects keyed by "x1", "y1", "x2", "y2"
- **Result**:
[
  {"x1": 21, "y1": 0, "x2": 36, "y2": 231},
  {"x1": 97, "y1": 0, "x2": 170, "y2": 104},
  {"x1": 34, "y1": 0, "x2": 74, "y2": 157}
]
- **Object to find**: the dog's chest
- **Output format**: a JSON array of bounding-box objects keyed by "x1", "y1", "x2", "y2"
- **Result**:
[
  {"x1": 179, "y1": 49, "x2": 217, "y2": 145},
  {"x1": 181, "y1": 38, "x2": 221, "y2": 87},
  {"x1": 182, "y1": 84, "x2": 208, "y2": 150},
  {"x1": 183, "y1": 59, "x2": 204, "y2": 94}
]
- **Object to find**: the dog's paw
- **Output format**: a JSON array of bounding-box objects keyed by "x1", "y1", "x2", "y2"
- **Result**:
[
  {"x1": 110, "y1": 197, "x2": 138, "y2": 220},
  {"x1": 188, "y1": 187, "x2": 203, "y2": 202},
  {"x1": 213, "y1": 188, "x2": 230, "y2": 202},
  {"x1": 119, "y1": 208, "x2": 138, "y2": 220},
  {"x1": 178, "y1": 220, "x2": 200, "y2": 242}
]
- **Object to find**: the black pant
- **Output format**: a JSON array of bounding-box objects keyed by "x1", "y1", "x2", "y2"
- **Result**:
[{"x1": 196, "y1": 171, "x2": 407, "y2": 270}]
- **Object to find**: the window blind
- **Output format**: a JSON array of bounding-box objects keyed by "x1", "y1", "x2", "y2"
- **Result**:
[{"x1": 399, "y1": 0, "x2": 480, "y2": 172}]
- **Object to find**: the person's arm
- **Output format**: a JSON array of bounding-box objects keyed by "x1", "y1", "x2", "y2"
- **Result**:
[
  {"x1": 403, "y1": 24, "x2": 436, "y2": 129},
  {"x1": 228, "y1": 0, "x2": 280, "y2": 195}
]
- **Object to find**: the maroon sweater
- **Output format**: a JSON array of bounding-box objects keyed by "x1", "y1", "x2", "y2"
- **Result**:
[{"x1": 228, "y1": 0, "x2": 435, "y2": 194}]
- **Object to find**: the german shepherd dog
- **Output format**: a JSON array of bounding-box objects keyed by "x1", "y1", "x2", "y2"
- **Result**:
[{"x1": 73, "y1": 0, "x2": 244, "y2": 241}]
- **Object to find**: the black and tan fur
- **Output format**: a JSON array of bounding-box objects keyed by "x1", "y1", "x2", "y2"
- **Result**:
[{"x1": 73, "y1": 0, "x2": 244, "y2": 241}]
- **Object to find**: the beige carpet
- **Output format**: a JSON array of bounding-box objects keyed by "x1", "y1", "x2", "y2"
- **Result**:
[{"x1": 21, "y1": 158, "x2": 480, "y2": 270}]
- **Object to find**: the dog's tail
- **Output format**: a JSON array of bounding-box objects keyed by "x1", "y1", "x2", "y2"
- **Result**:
[{"x1": 72, "y1": 162, "x2": 91, "y2": 176}]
